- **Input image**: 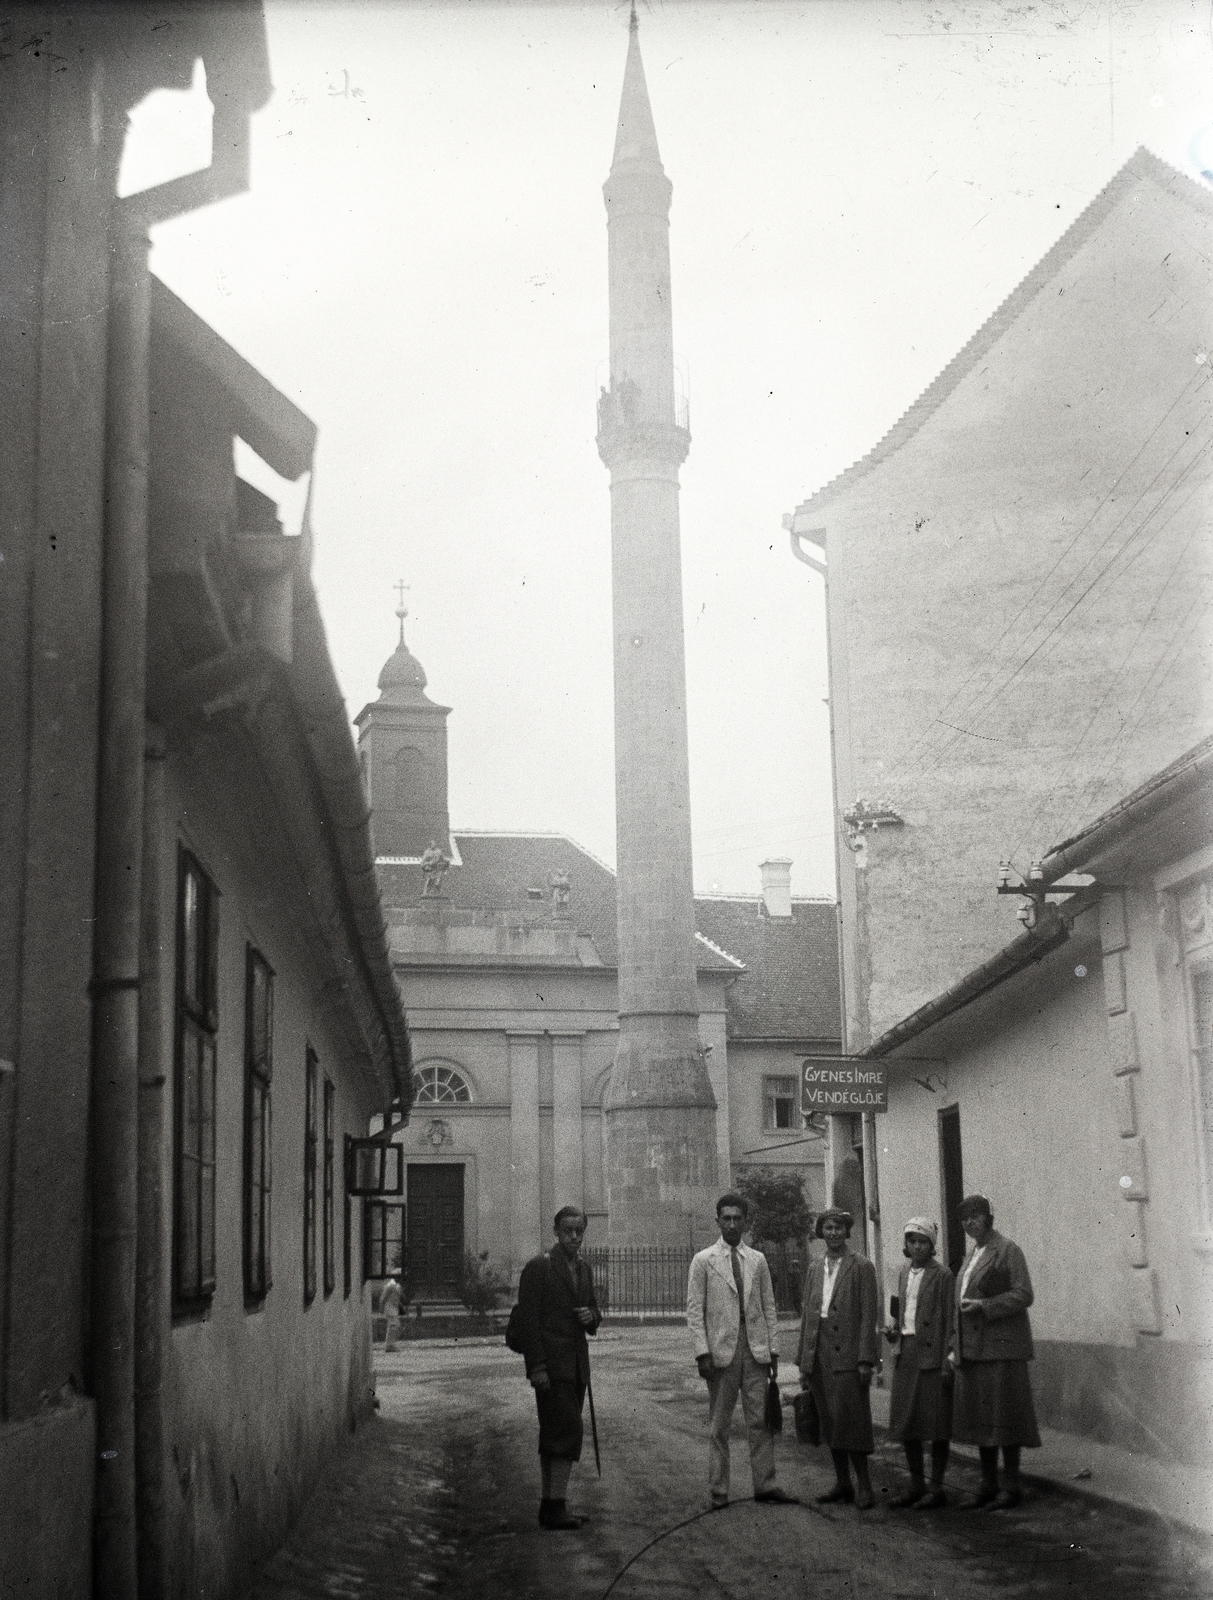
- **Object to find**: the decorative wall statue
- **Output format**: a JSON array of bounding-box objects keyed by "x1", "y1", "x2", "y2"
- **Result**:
[
  {"x1": 549, "y1": 869, "x2": 571, "y2": 910},
  {"x1": 420, "y1": 840, "x2": 450, "y2": 898}
]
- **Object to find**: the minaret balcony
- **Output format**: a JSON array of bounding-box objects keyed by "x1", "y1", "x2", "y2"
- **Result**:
[{"x1": 596, "y1": 382, "x2": 690, "y2": 470}]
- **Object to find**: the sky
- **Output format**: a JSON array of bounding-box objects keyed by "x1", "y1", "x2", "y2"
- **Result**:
[{"x1": 121, "y1": 0, "x2": 1213, "y2": 898}]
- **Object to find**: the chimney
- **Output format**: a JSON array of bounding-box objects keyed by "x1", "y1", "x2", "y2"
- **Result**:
[{"x1": 759, "y1": 859, "x2": 793, "y2": 919}]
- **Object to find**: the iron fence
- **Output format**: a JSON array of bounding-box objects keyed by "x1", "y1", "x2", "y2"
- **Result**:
[
  {"x1": 584, "y1": 1243, "x2": 805, "y2": 1317},
  {"x1": 585, "y1": 1245, "x2": 694, "y2": 1316}
]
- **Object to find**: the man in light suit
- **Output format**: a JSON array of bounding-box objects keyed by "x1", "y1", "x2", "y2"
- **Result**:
[{"x1": 687, "y1": 1193, "x2": 798, "y2": 1509}]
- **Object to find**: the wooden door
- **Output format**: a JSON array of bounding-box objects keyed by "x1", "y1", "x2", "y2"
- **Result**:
[
  {"x1": 939, "y1": 1106, "x2": 965, "y2": 1275},
  {"x1": 406, "y1": 1165, "x2": 465, "y2": 1299}
]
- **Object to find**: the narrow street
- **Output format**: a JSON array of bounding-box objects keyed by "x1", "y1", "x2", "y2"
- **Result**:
[{"x1": 250, "y1": 1328, "x2": 1211, "y2": 1600}]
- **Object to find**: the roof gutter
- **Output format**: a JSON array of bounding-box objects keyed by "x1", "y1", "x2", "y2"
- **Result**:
[
  {"x1": 861, "y1": 887, "x2": 1101, "y2": 1060},
  {"x1": 1041, "y1": 736, "x2": 1213, "y2": 883}
]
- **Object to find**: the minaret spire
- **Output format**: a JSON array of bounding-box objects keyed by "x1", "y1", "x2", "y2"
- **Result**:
[
  {"x1": 597, "y1": 18, "x2": 718, "y2": 1251},
  {"x1": 612, "y1": 7, "x2": 661, "y2": 170}
]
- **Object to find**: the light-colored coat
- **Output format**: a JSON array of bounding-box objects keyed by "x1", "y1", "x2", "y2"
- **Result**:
[
  {"x1": 687, "y1": 1239, "x2": 779, "y2": 1367},
  {"x1": 795, "y1": 1249, "x2": 878, "y2": 1375}
]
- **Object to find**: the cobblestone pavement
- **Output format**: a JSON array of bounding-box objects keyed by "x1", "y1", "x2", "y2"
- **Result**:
[{"x1": 248, "y1": 1327, "x2": 1212, "y2": 1600}]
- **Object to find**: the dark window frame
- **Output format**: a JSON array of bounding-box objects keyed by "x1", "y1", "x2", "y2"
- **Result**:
[
  {"x1": 243, "y1": 944, "x2": 274, "y2": 1305},
  {"x1": 323, "y1": 1077, "x2": 336, "y2": 1297},
  {"x1": 363, "y1": 1200, "x2": 405, "y2": 1281},
  {"x1": 343, "y1": 1135, "x2": 353, "y2": 1299},
  {"x1": 763, "y1": 1074, "x2": 799, "y2": 1132},
  {"x1": 304, "y1": 1046, "x2": 318, "y2": 1305},
  {"x1": 173, "y1": 847, "x2": 219, "y2": 1314}
]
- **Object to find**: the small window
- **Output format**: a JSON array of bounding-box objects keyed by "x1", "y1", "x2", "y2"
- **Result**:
[
  {"x1": 323, "y1": 1078, "x2": 336, "y2": 1297},
  {"x1": 364, "y1": 1201, "x2": 405, "y2": 1280},
  {"x1": 763, "y1": 1075, "x2": 800, "y2": 1132},
  {"x1": 304, "y1": 1048, "x2": 318, "y2": 1305},
  {"x1": 174, "y1": 850, "x2": 219, "y2": 1311},
  {"x1": 343, "y1": 1135, "x2": 352, "y2": 1300},
  {"x1": 412, "y1": 1064, "x2": 472, "y2": 1105},
  {"x1": 243, "y1": 947, "x2": 274, "y2": 1303}
]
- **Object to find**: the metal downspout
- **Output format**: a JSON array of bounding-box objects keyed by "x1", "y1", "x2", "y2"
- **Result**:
[
  {"x1": 90, "y1": 212, "x2": 151, "y2": 1597},
  {"x1": 134, "y1": 723, "x2": 168, "y2": 1598}
]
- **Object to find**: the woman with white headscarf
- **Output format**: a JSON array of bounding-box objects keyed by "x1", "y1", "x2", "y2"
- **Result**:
[{"x1": 885, "y1": 1218, "x2": 954, "y2": 1508}]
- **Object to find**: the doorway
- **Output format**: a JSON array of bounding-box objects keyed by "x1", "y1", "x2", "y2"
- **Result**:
[
  {"x1": 406, "y1": 1164, "x2": 465, "y2": 1300},
  {"x1": 938, "y1": 1107, "x2": 964, "y2": 1274}
]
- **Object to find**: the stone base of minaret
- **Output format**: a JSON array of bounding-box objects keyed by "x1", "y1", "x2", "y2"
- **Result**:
[{"x1": 604, "y1": 1016, "x2": 719, "y2": 1249}]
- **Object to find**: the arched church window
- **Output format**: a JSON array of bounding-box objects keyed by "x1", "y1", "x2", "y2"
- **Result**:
[
  {"x1": 412, "y1": 1064, "x2": 472, "y2": 1105},
  {"x1": 394, "y1": 745, "x2": 424, "y2": 807}
]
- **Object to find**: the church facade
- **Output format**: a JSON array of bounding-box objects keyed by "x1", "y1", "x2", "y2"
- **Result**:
[{"x1": 358, "y1": 631, "x2": 840, "y2": 1292}]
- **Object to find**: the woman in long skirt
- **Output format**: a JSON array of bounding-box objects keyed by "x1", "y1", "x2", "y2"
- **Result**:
[
  {"x1": 886, "y1": 1218, "x2": 953, "y2": 1509},
  {"x1": 796, "y1": 1208, "x2": 879, "y2": 1509},
  {"x1": 949, "y1": 1193, "x2": 1041, "y2": 1509}
]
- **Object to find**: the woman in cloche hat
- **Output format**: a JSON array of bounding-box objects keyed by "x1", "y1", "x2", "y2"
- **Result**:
[
  {"x1": 885, "y1": 1218, "x2": 954, "y2": 1508},
  {"x1": 795, "y1": 1208, "x2": 879, "y2": 1509}
]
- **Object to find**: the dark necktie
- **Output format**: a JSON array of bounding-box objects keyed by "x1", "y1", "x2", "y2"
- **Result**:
[{"x1": 731, "y1": 1247, "x2": 746, "y2": 1319}]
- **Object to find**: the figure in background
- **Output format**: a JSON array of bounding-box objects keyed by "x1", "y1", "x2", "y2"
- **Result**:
[
  {"x1": 380, "y1": 1273, "x2": 402, "y2": 1354},
  {"x1": 885, "y1": 1219, "x2": 954, "y2": 1509},
  {"x1": 949, "y1": 1193, "x2": 1041, "y2": 1509},
  {"x1": 796, "y1": 1208, "x2": 878, "y2": 1508},
  {"x1": 516, "y1": 1207, "x2": 601, "y2": 1530},
  {"x1": 687, "y1": 1193, "x2": 798, "y2": 1510}
]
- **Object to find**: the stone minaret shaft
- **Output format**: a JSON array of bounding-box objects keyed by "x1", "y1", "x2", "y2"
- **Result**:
[{"x1": 597, "y1": 12, "x2": 717, "y2": 1248}]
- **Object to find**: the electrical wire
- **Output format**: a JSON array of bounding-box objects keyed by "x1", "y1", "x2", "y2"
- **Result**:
[
  {"x1": 871, "y1": 366, "x2": 1210, "y2": 787},
  {"x1": 1005, "y1": 506, "x2": 1210, "y2": 863},
  {"x1": 930, "y1": 436, "x2": 1211, "y2": 769},
  {"x1": 1044, "y1": 585, "x2": 1211, "y2": 852},
  {"x1": 922, "y1": 379, "x2": 1212, "y2": 762}
]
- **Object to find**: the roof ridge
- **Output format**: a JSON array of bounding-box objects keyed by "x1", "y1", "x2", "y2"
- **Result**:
[
  {"x1": 792, "y1": 148, "x2": 1213, "y2": 519},
  {"x1": 693, "y1": 930, "x2": 746, "y2": 970},
  {"x1": 451, "y1": 828, "x2": 616, "y2": 876},
  {"x1": 694, "y1": 892, "x2": 837, "y2": 906}
]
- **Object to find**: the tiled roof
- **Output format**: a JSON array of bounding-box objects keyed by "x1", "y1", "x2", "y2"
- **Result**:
[
  {"x1": 376, "y1": 831, "x2": 738, "y2": 972},
  {"x1": 790, "y1": 149, "x2": 1213, "y2": 522},
  {"x1": 692, "y1": 897, "x2": 841, "y2": 1042}
]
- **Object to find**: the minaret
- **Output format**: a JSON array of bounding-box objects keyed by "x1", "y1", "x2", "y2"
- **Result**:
[{"x1": 597, "y1": 8, "x2": 718, "y2": 1248}]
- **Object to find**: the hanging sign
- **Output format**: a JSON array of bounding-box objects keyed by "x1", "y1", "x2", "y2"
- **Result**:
[{"x1": 801, "y1": 1057, "x2": 888, "y2": 1113}]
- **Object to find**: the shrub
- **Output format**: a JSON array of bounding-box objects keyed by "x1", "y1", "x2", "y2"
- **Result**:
[{"x1": 458, "y1": 1249, "x2": 507, "y2": 1319}]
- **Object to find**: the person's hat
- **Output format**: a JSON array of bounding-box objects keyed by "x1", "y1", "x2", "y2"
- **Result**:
[
  {"x1": 815, "y1": 1207, "x2": 854, "y2": 1238},
  {"x1": 903, "y1": 1217, "x2": 938, "y2": 1246}
]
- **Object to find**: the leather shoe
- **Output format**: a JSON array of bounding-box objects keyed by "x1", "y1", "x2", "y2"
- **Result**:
[
  {"x1": 913, "y1": 1489, "x2": 947, "y2": 1510},
  {"x1": 958, "y1": 1487, "x2": 999, "y2": 1510},
  {"x1": 816, "y1": 1484, "x2": 854, "y2": 1504},
  {"x1": 888, "y1": 1487, "x2": 925, "y2": 1508},
  {"x1": 754, "y1": 1488, "x2": 800, "y2": 1505},
  {"x1": 539, "y1": 1500, "x2": 584, "y2": 1530},
  {"x1": 990, "y1": 1487, "x2": 1022, "y2": 1510},
  {"x1": 855, "y1": 1488, "x2": 876, "y2": 1510}
]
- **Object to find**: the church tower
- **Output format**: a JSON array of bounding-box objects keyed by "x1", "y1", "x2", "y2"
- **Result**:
[
  {"x1": 597, "y1": 9, "x2": 718, "y2": 1248},
  {"x1": 355, "y1": 593, "x2": 452, "y2": 859}
]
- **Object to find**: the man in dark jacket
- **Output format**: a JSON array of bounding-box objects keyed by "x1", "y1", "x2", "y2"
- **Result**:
[{"x1": 516, "y1": 1206, "x2": 601, "y2": 1529}]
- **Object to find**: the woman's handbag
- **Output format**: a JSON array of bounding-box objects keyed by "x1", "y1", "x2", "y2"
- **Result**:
[
  {"x1": 765, "y1": 1372, "x2": 783, "y2": 1434},
  {"x1": 792, "y1": 1389, "x2": 821, "y2": 1446}
]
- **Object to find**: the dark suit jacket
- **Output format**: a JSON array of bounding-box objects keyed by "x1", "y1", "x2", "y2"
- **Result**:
[
  {"x1": 951, "y1": 1231, "x2": 1034, "y2": 1363},
  {"x1": 889, "y1": 1258, "x2": 953, "y2": 1372},
  {"x1": 516, "y1": 1247, "x2": 601, "y2": 1385},
  {"x1": 796, "y1": 1249, "x2": 878, "y2": 1376}
]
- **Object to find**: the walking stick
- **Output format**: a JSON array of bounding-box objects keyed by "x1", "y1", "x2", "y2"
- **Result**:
[{"x1": 586, "y1": 1378, "x2": 601, "y2": 1476}]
